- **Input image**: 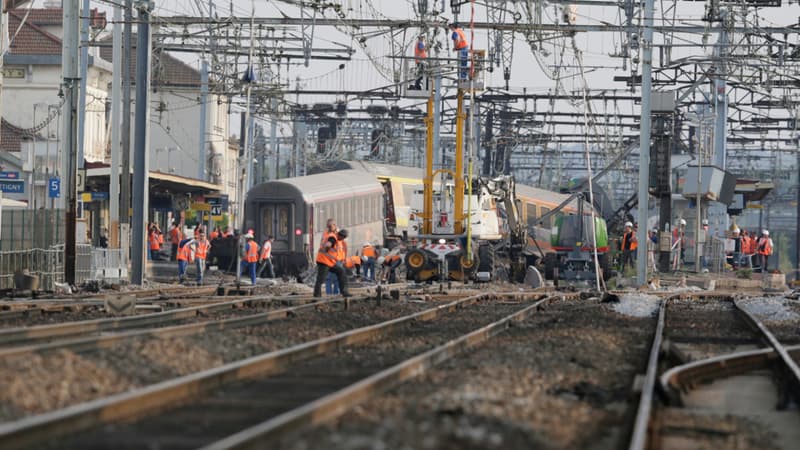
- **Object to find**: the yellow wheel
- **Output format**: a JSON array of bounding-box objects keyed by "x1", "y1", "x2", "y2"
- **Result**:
[
  {"x1": 460, "y1": 254, "x2": 477, "y2": 272},
  {"x1": 406, "y1": 249, "x2": 427, "y2": 270}
]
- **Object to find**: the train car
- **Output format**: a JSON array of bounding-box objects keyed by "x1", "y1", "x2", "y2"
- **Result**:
[
  {"x1": 243, "y1": 170, "x2": 384, "y2": 278},
  {"x1": 310, "y1": 161, "x2": 427, "y2": 244},
  {"x1": 515, "y1": 183, "x2": 584, "y2": 257}
]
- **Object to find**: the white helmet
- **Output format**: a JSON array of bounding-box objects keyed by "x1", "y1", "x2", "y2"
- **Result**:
[
  {"x1": 763, "y1": 229, "x2": 769, "y2": 236},
  {"x1": 732, "y1": 228, "x2": 740, "y2": 234},
  {"x1": 624, "y1": 221, "x2": 633, "y2": 228},
  {"x1": 679, "y1": 219, "x2": 687, "y2": 226},
  {"x1": 702, "y1": 219, "x2": 708, "y2": 225}
]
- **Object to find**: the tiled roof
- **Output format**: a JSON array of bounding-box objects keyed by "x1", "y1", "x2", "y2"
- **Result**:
[
  {"x1": 1, "y1": 119, "x2": 31, "y2": 153},
  {"x1": 6, "y1": 8, "x2": 63, "y2": 56},
  {"x1": 99, "y1": 37, "x2": 201, "y2": 88}
]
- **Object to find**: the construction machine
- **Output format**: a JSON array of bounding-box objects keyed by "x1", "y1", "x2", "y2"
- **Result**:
[{"x1": 540, "y1": 194, "x2": 612, "y2": 285}]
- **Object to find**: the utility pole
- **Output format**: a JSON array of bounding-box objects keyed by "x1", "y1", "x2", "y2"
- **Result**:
[
  {"x1": 120, "y1": 0, "x2": 133, "y2": 231},
  {"x1": 109, "y1": 4, "x2": 122, "y2": 247},
  {"x1": 131, "y1": 0, "x2": 153, "y2": 285},
  {"x1": 635, "y1": 0, "x2": 654, "y2": 287},
  {"x1": 62, "y1": 0, "x2": 80, "y2": 285},
  {"x1": 77, "y1": 0, "x2": 89, "y2": 170},
  {"x1": 198, "y1": 59, "x2": 208, "y2": 180}
]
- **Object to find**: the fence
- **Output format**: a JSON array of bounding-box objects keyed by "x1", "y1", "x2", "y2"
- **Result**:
[
  {"x1": 0, "y1": 209, "x2": 65, "y2": 251},
  {"x1": 0, "y1": 245, "x2": 128, "y2": 291}
]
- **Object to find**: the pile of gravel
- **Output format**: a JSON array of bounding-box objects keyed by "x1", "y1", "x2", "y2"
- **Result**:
[
  {"x1": 738, "y1": 297, "x2": 800, "y2": 322},
  {"x1": 611, "y1": 293, "x2": 661, "y2": 317}
]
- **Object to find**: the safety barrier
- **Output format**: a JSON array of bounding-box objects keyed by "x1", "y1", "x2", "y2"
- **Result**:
[{"x1": 0, "y1": 245, "x2": 128, "y2": 291}]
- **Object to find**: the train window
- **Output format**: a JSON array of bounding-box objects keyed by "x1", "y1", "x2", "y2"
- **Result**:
[
  {"x1": 540, "y1": 207, "x2": 551, "y2": 228},
  {"x1": 526, "y1": 203, "x2": 537, "y2": 225},
  {"x1": 278, "y1": 206, "x2": 289, "y2": 238},
  {"x1": 262, "y1": 207, "x2": 274, "y2": 237}
]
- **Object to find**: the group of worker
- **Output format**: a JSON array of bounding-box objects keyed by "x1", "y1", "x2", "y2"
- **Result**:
[
  {"x1": 730, "y1": 227, "x2": 774, "y2": 272},
  {"x1": 409, "y1": 23, "x2": 471, "y2": 91},
  {"x1": 621, "y1": 218, "x2": 776, "y2": 275},
  {"x1": 239, "y1": 231, "x2": 275, "y2": 285}
]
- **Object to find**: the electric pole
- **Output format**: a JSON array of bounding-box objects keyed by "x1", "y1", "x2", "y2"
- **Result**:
[
  {"x1": 636, "y1": 0, "x2": 654, "y2": 287},
  {"x1": 131, "y1": 0, "x2": 153, "y2": 285},
  {"x1": 62, "y1": 0, "x2": 80, "y2": 285}
]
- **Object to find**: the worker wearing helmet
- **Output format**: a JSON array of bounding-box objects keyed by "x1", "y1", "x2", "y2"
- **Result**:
[
  {"x1": 671, "y1": 219, "x2": 687, "y2": 271},
  {"x1": 729, "y1": 227, "x2": 742, "y2": 270},
  {"x1": 757, "y1": 229, "x2": 774, "y2": 272},
  {"x1": 313, "y1": 221, "x2": 352, "y2": 298},
  {"x1": 620, "y1": 222, "x2": 637, "y2": 273}
]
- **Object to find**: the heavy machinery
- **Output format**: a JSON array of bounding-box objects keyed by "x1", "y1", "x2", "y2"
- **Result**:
[{"x1": 541, "y1": 194, "x2": 612, "y2": 285}]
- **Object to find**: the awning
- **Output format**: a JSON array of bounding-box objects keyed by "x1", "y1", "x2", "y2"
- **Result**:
[{"x1": 0, "y1": 197, "x2": 27, "y2": 208}]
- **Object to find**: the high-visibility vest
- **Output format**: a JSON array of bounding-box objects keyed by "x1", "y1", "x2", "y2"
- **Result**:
[
  {"x1": 260, "y1": 241, "x2": 272, "y2": 260},
  {"x1": 195, "y1": 240, "x2": 210, "y2": 260},
  {"x1": 316, "y1": 234, "x2": 338, "y2": 268},
  {"x1": 622, "y1": 231, "x2": 637, "y2": 251},
  {"x1": 245, "y1": 241, "x2": 259, "y2": 263},
  {"x1": 210, "y1": 231, "x2": 219, "y2": 240},
  {"x1": 758, "y1": 237, "x2": 773, "y2": 256},
  {"x1": 177, "y1": 242, "x2": 192, "y2": 262},
  {"x1": 345, "y1": 255, "x2": 362, "y2": 269},
  {"x1": 741, "y1": 236, "x2": 752, "y2": 254},
  {"x1": 149, "y1": 232, "x2": 160, "y2": 250},
  {"x1": 362, "y1": 245, "x2": 377, "y2": 258},
  {"x1": 414, "y1": 41, "x2": 427, "y2": 61},
  {"x1": 384, "y1": 254, "x2": 401, "y2": 265},
  {"x1": 157, "y1": 232, "x2": 164, "y2": 245},
  {"x1": 452, "y1": 28, "x2": 468, "y2": 50},
  {"x1": 338, "y1": 240, "x2": 347, "y2": 262},
  {"x1": 170, "y1": 227, "x2": 182, "y2": 245}
]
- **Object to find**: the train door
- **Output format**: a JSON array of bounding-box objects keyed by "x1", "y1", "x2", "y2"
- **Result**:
[{"x1": 261, "y1": 203, "x2": 294, "y2": 252}]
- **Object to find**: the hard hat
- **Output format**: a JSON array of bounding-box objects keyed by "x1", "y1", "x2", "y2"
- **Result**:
[
  {"x1": 679, "y1": 219, "x2": 687, "y2": 226},
  {"x1": 763, "y1": 229, "x2": 769, "y2": 236},
  {"x1": 732, "y1": 228, "x2": 740, "y2": 234},
  {"x1": 337, "y1": 229, "x2": 348, "y2": 238},
  {"x1": 702, "y1": 219, "x2": 708, "y2": 225},
  {"x1": 363, "y1": 242, "x2": 371, "y2": 247},
  {"x1": 624, "y1": 221, "x2": 633, "y2": 228},
  {"x1": 244, "y1": 233, "x2": 254, "y2": 239}
]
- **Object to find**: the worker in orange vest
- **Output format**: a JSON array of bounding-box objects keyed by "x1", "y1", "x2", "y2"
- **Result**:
[
  {"x1": 620, "y1": 221, "x2": 637, "y2": 272},
  {"x1": 258, "y1": 235, "x2": 275, "y2": 279},
  {"x1": 194, "y1": 231, "x2": 211, "y2": 284},
  {"x1": 242, "y1": 232, "x2": 260, "y2": 285},
  {"x1": 168, "y1": 221, "x2": 183, "y2": 261},
  {"x1": 757, "y1": 229, "x2": 774, "y2": 272},
  {"x1": 360, "y1": 242, "x2": 378, "y2": 282},
  {"x1": 176, "y1": 236, "x2": 194, "y2": 283},
  {"x1": 449, "y1": 23, "x2": 470, "y2": 82},
  {"x1": 382, "y1": 247, "x2": 404, "y2": 283},
  {"x1": 413, "y1": 34, "x2": 427, "y2": 90},
  {"x1": 148, "y1": 224, "x2": 162, "y2": 261},
  {"x1": 313, "y1": 219, "x2": 351, "y2": 298}
]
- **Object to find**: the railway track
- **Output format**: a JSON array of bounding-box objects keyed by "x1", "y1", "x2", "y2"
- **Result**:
[
  {"x1": 0, "y1": 294, "x2": 329, "y2": 348},
  {"x1": 0, "y1": 291, "x2": 555, "y2": 449},
  {"x1": 630, "y1": 294, "x2": 800, "y2": 450}
]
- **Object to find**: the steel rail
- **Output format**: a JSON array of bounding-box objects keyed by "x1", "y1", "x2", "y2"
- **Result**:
[
  {"x1": 660, "y1": 344, "x2": 800, "y2": 405},
  {"x1": 0, "y1": 295, "x2": 290, "y2": 347},
  {"x1": 202, "y1": 293, "x2": 560, "y2": 450},
  {"x1": 0, "y1": 292, "x2": 529, "y2": 448},
  {"x1": 629, "y1": 298, "x2": 667, "y2": 450},
  {"x1": 732, "y1": 297, "x2": 800, "y2": 394},
  {"x1": 0, "y1": 297, "x2": 350, "y2": 359}
]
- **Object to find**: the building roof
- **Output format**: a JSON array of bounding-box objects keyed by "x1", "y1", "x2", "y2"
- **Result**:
[
  {"x1": 99, "y1": 37, "x2": 201, "y2": 88},
  {"x1": 0, "y1": 119, "x2": 32, "y2": 152},
  {"x1": 6, "y1": 8, "x2": 63, "y2": 56}
]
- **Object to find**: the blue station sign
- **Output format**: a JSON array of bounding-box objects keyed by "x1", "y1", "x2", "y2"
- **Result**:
[{"x1": 0, "y1": 180, "x2": 25, "y2": 193}]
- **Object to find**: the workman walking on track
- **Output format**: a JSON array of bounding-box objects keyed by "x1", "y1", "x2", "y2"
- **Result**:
[
  {"x1": 258, "y1": 235, "x2": 275, "y2": 278},
  {"x1": 449, "y1": 23, "x2": 470, "y2": 82},
  {"x1": 313, "y1": 219, "x2": 352, "y2": 298},
  {"x1": 194, "y1": 231, "x2": 211, "y2": 284},
  {"x1": 242, "y1": 232, "x2": 259, "y2": 285},
  {"x1": 176, "y1": 236, "x2": 194, "y2": 283}
]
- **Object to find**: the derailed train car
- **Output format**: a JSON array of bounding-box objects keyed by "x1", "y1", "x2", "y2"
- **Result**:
[{"x1": 242, "y1": 170, "x2": 384, "y2": 278}]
